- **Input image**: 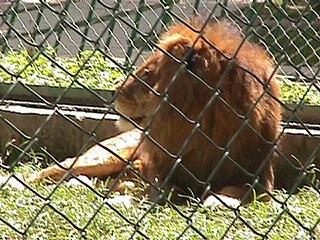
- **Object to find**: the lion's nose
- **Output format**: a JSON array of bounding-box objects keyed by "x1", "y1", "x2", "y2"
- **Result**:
[
  {"x1": 115, "y1": 81, "x2": 124, "y2": 91},
  {"x1": 117, "y1": 87, "x2": 124, "y2": 94}
]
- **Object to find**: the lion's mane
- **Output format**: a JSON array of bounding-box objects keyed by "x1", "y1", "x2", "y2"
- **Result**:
[{"x1": 115, "y1": 19, "x2": 281, "y2": 202}]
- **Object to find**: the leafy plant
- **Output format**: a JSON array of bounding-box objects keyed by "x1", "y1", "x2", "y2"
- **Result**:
[
  {"x1": 0, "y1": 49, "x2": 124, "y2": 90},
  {"x1": 279, "y1": 78, "x2": 320, "y2": 105}
]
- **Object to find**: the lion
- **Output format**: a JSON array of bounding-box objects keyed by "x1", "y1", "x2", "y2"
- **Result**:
[
  {"x1": 115, "y1": 19, "x2": 282, "y2": 204},
  {"x1": 25, "y1": 19, "x2": 282, "y2": 206}
]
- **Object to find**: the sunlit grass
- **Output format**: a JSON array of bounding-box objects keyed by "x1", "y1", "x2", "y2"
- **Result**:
[{"x1": 0, "y1": 166, "x2": 319, "y2": 239}]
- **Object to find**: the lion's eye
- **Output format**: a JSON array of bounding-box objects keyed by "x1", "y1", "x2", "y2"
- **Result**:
[
  {"x1": 140, "y1": 69, "x2": 150, "y2": 79},
  {"x1": 136, "y1": 68, "x2": 156, "y2": 87}
]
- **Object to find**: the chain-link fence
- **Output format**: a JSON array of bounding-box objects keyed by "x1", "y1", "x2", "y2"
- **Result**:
[{"x1": 0, "y1": 0, "x2": 319, "y2": 239}]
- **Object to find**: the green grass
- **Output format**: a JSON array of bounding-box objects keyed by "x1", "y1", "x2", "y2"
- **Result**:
[
  {"x1": 0, "y1": 167, "x2": 319, "y2": 239},
  {"x1": 0, "y1": 49, "x2": 124, "y2": 90},
  {"x1": 280, "y1": 78, "x2": 320, "y2": 105},
  {"x1": 0, "y1": 49, "x2": 319, "y2": 105}
]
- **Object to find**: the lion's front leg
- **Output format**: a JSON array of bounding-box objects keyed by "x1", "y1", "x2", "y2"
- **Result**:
[
  {"x1": 25, "y1": 129, "x2": 142, "y2": 184},
  {"x1": 25, "y1": 157, "x2": 80, "y2": 183}
]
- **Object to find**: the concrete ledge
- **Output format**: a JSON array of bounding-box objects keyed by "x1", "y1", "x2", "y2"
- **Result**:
[
  {"x1": 0, "y1": 83, "x2": 114, "y2": 106},
  {"x1": 283, "y1": 104, "x2": 320, "y2": 124},
  {"x1": 0, "y1": 104, "x2": 319, "y2": 176},
  {"x1": 276, "y1": 129, "x2": 319, "y2": 189},
  {"x1": 0, "y1": 104, "x2": 119, "y2": 160}
]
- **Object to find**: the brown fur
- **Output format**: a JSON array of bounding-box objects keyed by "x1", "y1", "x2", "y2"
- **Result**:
[{"x1": 117, "y1": 20, "x2": 281, "y2": 203}]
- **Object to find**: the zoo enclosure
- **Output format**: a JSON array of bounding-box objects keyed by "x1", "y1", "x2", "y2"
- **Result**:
[{"x1": 0, "y1": 0, "x2": 319, "y2": 239}]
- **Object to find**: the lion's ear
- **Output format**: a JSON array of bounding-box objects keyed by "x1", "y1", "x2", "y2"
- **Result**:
[{"x1": 159, "y1": 34, "x2": 194, "y2": 60}]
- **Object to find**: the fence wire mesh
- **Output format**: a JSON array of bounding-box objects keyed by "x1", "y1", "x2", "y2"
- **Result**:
[{"x1": 0, "y1": 0, "x2": 319, "y2": 239}]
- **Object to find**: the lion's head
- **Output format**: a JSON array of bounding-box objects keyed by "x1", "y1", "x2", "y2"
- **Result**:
[{"x1": 115, "y1": 33, "x2": 208, "y2": 132}]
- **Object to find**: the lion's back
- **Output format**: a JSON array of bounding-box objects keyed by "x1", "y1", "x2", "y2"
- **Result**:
[{"x1": 155, "y1": 19, "x2": 282, "y2": 192}]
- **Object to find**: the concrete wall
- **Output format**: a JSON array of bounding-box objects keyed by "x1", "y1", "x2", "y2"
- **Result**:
[
  {"x1": 0, "y1": 104, "x2": 318, "y2": 166},
  {"x1": 0, "y1": 105, "x2": 119, "y2": 161}
]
